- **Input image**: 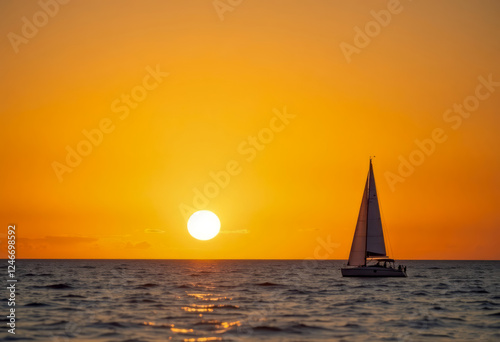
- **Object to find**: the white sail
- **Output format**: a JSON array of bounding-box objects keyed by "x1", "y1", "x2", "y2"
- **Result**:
[
  {"x1": 347, "y1": 177, "x2": 368, "y2": 266},
  {"x1": 366, "y1": 162, "x2": 387, "y2": 257},
  {"x1": 342, "y1": 159, "x2": 406, "y2": 277},
  {"x1": 347, "y1": 160, "x2": 387, "y2": 266}
]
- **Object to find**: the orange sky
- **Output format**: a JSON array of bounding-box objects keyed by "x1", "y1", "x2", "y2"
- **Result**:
[{"x1": 1, "y1": 0, "x2": 499, "y2": 259}]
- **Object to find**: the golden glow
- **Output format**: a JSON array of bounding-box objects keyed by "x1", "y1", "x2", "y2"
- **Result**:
[
  {"x1": 170, "y1": 327, "x2": 194, "y2": 334},
  {"x1": 187, "y1": 293, "x2": 232, "y2": 301},
  {"x1": 187, "y1": 211, "x2": 221, "y2": 241},
  {"x1": 1, "y1": 1, "x2": 499, "y2": 260},
  {"x1": 182, "y1": 305, "x2": 214, "y2": 313}
]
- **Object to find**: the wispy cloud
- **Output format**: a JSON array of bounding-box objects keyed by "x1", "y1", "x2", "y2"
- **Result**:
[
  {"x1": 125, "y1": 241, "x2": 151, "y2": 249},
  {"x1": 45, "y1": 236, "x2": 98, "y2": 244},
  {"x1": 20, "y1": 236, "x2": 98, "y2": 244},
  {"x1": 7, "y1": 235, "x2": 98, "y2": 252},
  {"x1": 144, "y1": 229, "x2": 165, "y2": 234}
]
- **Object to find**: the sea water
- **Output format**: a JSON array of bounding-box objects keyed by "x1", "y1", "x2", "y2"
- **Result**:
[{"x1": 6, "y1": 260, "x2": 500, "y2": 341}]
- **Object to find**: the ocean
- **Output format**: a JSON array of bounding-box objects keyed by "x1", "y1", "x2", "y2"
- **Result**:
[{"x1": 5, "y1": 260, "x2": 500, "y2": 341}]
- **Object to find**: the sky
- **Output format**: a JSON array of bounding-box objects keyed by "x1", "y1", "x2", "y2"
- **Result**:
[{"x1": 1, "y1": 0, "x2": 499, "y2": 259}]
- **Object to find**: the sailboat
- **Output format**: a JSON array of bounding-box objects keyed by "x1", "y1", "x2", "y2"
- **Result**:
[{"x1": 341, "y1": 158, "x2": 407, "y2": 277}]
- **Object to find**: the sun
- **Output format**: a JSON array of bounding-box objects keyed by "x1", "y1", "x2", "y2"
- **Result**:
[{"x1": 187, "y1": 210, "x2": 221, "y2": 241}]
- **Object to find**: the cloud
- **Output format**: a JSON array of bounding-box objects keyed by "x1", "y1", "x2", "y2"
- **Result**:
[
  {"x1": 144, "y1": 229, "x2": 165, "y2": 234},
  {"x1": 7, "y1": 235, "x2": 98, "y2": 253},
  {"x1": 19, "y1": 236, "x2": 98, "y2": 245},
  {"x1": 44, "y1": 236, "x2": 98, "y2": 244},
  {"x1": 125, "y1": 241, "x2": 151, "y2": 249}
]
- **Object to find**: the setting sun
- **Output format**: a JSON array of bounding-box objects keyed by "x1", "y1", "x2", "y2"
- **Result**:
[
  {"x1": 1, "y1": 1, "x2": 500, "y2": 341},
  {"x1": 187, "y1": 210, "x2": 221, "y2": 241}
]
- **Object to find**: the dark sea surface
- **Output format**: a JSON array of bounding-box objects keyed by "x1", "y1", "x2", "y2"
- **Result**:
[{"x1": 5, "y1": 260, "x2": 500, "y2": 341}]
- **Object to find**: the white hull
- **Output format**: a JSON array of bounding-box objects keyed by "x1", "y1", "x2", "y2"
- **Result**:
[{"x1": 341, "y1": 266, "x2": 407, "y2": 277}]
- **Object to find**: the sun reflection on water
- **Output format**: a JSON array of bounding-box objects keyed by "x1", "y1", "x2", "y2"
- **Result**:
[
  {"x1": 170, "y1": 326, "x2": 194, "y2": 333},
  {"x1": 171, "y1": 280, "x2": 242, "y2": 341},
  {"x1": 181, "y1": 306, "x2": 214, "y2": 313},
  {"x1": 187, "y1": 293, "x2": 232, "y2": 301}
]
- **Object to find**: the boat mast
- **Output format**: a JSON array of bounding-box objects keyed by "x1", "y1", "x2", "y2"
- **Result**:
[{"x1": 364, "y1": 157, "x2": 372, "y2": 266}]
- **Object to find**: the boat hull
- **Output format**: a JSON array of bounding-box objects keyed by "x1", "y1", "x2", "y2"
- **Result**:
[{"x1": 341, "y1": 266, "x2": 407, "y2": 277}]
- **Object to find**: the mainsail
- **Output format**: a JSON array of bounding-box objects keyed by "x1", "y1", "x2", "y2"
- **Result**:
[
  {"x1": 366, "y1": 162, "x2": 386, "y2": 257},
  {"x1": 347, "y1": 159, "x2": 387, "y2": 266}
]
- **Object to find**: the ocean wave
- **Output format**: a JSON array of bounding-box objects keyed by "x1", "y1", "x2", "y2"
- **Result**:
[
  {"x1": 13, "y1": 260, "x2": 500, "y2": 341},
  {"x1": 418, "y1": 333, "x2": 454, "y2": 338},
  {"x1": 252, "y1": 325, "x2": 282, "y2": 332},
  {"x1": 290, "y1": 323, "x2": 328, "y2": 330},
  {"x1": 45, "y1": 320, "x2": 69, "y2": 326},
  {"x1": 42, "y1": 283, "x2": 73, "y2": 289},
  {"x1": 24, "y1": 302, "x2": 49, "y2": 307},
  {"x1": 90, "y1": 321, "x2": 128, "y2": 328},
  {"x1": 134, "y1": 283, "x2": 159, "y2": 289},
  {"x1": 255, "y1": 282, "x2": 283, "y2": 287},
  {"x1": 286, "y1": 289, "x2": 310, "y2": 295},
  {"x1": 469, "y1": 289, "x2": 489, "y2": 294}
]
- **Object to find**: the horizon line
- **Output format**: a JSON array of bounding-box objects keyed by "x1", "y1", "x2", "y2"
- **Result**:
[{"x1": 5, "y1": 258, "x2": 500, "y2": 261}]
